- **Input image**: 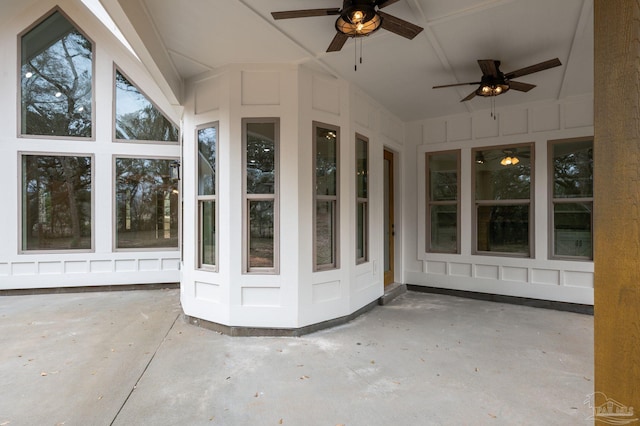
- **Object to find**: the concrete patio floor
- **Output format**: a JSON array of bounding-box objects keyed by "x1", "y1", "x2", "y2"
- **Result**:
[{"x1": 0, "y1": 289, "x2": 594, "y2": 425}]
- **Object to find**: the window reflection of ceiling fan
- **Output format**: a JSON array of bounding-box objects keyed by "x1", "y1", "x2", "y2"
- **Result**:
[
  {"x1": 271, "y1": 0, "x2": 424, "y2": 52},
  {"x1": 433, "y1": 58, "x2": 562, "y2": 102}
]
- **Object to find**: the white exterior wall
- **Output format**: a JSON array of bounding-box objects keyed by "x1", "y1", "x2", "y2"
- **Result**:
[
  {"x1": 0, "y1": 0, "x2": 181, "y2": 289},
  {"x1": 181, "y1": 64, "x2": 404, "y2": 329},
  {"x1": 404, "y1": 95, "x2": 594, "y2": 304}
]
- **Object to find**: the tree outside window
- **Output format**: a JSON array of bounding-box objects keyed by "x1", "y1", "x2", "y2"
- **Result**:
[
  {"x1": 21, "y1": 10, "x2": 92, "y2": 137},
  {"x1": 22, "y1": 154, "x2": 92, "y2": 251},
  {"x1": 474, "y1": 144, "x2": 533, "y2": 256}
]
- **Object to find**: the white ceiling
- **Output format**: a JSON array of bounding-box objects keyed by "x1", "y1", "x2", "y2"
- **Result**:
[{"x1": 112, "y1": 0, "x2": 593, "y2": 122}]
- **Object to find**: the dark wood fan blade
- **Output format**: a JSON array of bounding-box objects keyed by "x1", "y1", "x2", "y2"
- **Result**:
[
  {"x1": 377, "y1": 0, "x2": 401, "y2": 9},
  {"x1": 327, "y1": 32, "x2": 350, "y2": 52},
  {"x1": 272, "y1": 8, "x2": 341, "y2": 20},
  {"x1": 504, "y1": 58, "x2": 561, "y2": 79},
  {"x1": 377, "y1": 11, "x2": 424, "y2": 39},
  {"x1": 433, "y1": 82, "x2": 480, "y2": 89},
  {"x1": 509, "y1": 80, "x2": 536, "y2": 92},
  {"x1": 478, "y1": 59, "x2": 499, "y2": 78},
  {"x1": 461, "y1": 90, "x2": 477, "y2": 102}
]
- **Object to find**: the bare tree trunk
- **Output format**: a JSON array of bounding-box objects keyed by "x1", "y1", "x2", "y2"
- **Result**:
[{"x1": 61, "y1": 157, "x2": 81, "y2": 247}]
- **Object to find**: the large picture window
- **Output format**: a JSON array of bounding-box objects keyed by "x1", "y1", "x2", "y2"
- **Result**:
[
  {"x1": 21, "y1": 154, "x2": 92, "y2": 251},
  {"x1": 115, "y1": 157, "x2": 179, "y2": 249},
  {"x1": 314, "y1": 122, "x2": 339, "y2": 271},
  {"x1": 426, "y1": 150, "x2": 460, "y2": 253},
  {"x1": 473, "y1": 144, "x2": 533, "y2": 256},
  {"x1": 243, "y1": 118, "x2": 279, "y2": 273},
  {"x1": 20, "y1": 10, "x2": 93, "y2": 138},
  {"x1": 197, "y1": 123, "x2": 218, "y2": 269},
  {"x1": 356, "y1": 134, "x2": 369, "y2": 264},
  {"x1": 114, "y1": 68, "x2": 179, "y2": 142},
  {"x1": 549, "y1": 138, "x2": 593, "y2": 259}
]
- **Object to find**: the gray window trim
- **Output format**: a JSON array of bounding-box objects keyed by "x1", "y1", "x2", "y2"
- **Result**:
[
  {"x1": 196, "y1": 121, "x2": 219, "y2": 271},
  {"x1": 313, "y1": 121, "x2": 340, "y2": 272},
  {"x1": 425, "y1": 149, "x2": 461, "y2": 254},
  {"x1": 18, "y1": 151, "x2": 95, "y2": 254},
  {"x1": 242, "y1": 117, "x2": 280, "y2": 274},
  {"x1": 17, "y1": 6, "x2": 96, "y2": 141},
  {"x1": 547, "y1": 136, "x2": 594, "y2": 261}
]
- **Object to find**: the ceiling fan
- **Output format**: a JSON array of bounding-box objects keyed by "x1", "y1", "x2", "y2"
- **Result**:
[
  {"x1": 271, "y1": 0, "x2": 424, "y2": 53},
  {"x1": 433, "y1": 58, "x2": 562, "y2": 102}
]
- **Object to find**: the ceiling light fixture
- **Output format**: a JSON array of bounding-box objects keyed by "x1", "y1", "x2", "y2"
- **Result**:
[{"x1": 500, "y1": 151, "x2": 520, "y2": 166}]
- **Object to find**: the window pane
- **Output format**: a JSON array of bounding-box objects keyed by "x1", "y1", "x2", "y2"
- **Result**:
[
  {"x1": 198, "y1": 126, "x2": 217, "y2": 196},
  {"x1": 115, "y1": 158, "x2": 178, "y2": 249},
  {"x1": 115, "y1": 70, "x2": 179, "y2": 142},
  {"x1": 249, "y1": 200, "x2": 274, "y2": 268},
  {"x1": 22, "y1": 155, "x2": 92, "y2": 250},
  {"x1": 316, "y1": 200, "x2": 335, "y2": 267},
  {"x1": 430, "y1": 205, "x2": 457, "y2": 253},
  {"x1": 316, "y1": 127, "x2": 338, "y2": 196},
  {"x1": 554, "y1": 202, "x2": 592, "y2": 257},
  {"x1": 475, "y1": 147, "x2": 531, "y2": 200},
  {"x1": 246, "y1": 122, "x2": 275, "y2": 194},
  {"x1": 356, "y1": 137, "x2": 368, "y2": 198},
  {"x1": 429, "y1": 153, "x2": 457, "y2": 201},
  {"x1": 357, "y1": 201, "x2": 367, "y2": 260},
  {"x1": 477, "y1": 205, "x2": 529, "y2": 254},
  {"x1": 200, "y1": 200, "x2": 215, "y2": 266},
  {"x1": 21, "y1": 11, "x2": 92, "y2": 137},
  {"x1": 553, "y1": 140, "x2": 593, "y2": 198}
]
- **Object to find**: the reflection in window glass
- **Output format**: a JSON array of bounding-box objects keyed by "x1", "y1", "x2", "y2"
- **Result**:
[
  {"x1": 200, "y1": 200, "x2": 216, "y2": 266},
  {"x1": 198, "y1": 126, "x2": 217, "y2": 196},
  {"x1": 21, "y1": 11, "x2": 92, "y2": 137},
  {"x1": 249, "y1": 200, "x2": 274, "y2": 268},
  {"x1": 427, "y1": 151, "x2": 459, "y2": 253},
  {"x1": 474, "y1": 145, "x2": 532, "y2": 256},
  {"x1": 551, "y1": 139, "x2": 593, "y2": 259},
  {"x1": 115, "y1": 158, "x2": 178, "y2": 249},
  {"x1": 198, "y1": 124, "x2": 217, "y2": 268},
  {"x1": 115, "y1": 70, "x2": 179, "y2": 142},
  {"x1": 314, "y1": 123, "x2": 339, "y2": 270},
  {"x1": 316, "y1": 200, "x2": 335, "y2": 267},
  {"x1": 243, "y1": 119, "x2": 278, "y2": 272},
  {"x1": 22, "y1": 155, "x2": 92, "y2": 250},
  {"x1": 356, "y1": 135, "x2": 368, "y2": 263}
]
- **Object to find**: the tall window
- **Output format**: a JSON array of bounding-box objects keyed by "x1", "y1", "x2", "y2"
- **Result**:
[
  {"x1": 114, "y1": 68, "x2": 179, "y2": 142},
  {"x1": 20, "y1": 10, "x2": 93, "y2": 138},
  {"x1": 314, "y1": 122, "x2": 339, "y2": 271},
  {"x1": 426, "y1": 151, "x2": 460, "y2": 253},
  {"x1": 115, "y1": 157, "x2": 179, "y2": 249},
  {"x1": 243, "y1": 118, "x2": 279, "y2": 273},
  {"x1": 21, "y1": 154, "x2": 92, "y2": 251},
  {"x1": 550, "y1": 138, "x2": 593, "y2": 259},
  {"x1": 473, "y1": 144, "x2": 533, "y2": 256},
  {"x1": 198, "y1": 123, "x2": 218, "y2": 269},
  {"x1": 356, "y1": 134, "x2": 369, "y2": 264}
]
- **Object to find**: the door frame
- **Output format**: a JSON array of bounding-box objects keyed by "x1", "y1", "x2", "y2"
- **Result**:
[{"x1": 383, "y1": 148, "x2": 396, "y2": 287}]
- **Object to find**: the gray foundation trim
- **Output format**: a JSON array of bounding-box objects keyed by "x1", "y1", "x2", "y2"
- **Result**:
[
  {"x1": 185, "y1": 299, "x2": 380, "y2": 337},
  {"x1": 408, "y1": 285, "x2": 593, "y2": 315},
  {"x1": 0, "y1": 282, "x2": 179, "y2": 296}
]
